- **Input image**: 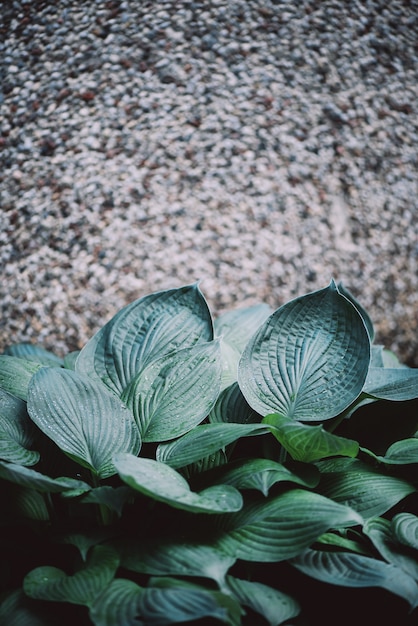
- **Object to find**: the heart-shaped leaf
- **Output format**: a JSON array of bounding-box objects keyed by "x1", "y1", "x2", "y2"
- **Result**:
[
  {"x1": 263, "y1": 413, "x2": 359, "y2": 462},
  {"x1": 226, "y1": 575, "x2": 300, "y2": 626},
  {"x1": 156, "y1": 422, "x2": 268, "y2": 469},
  {"x1": 337, "y1": 282, "x2": 375, "y2": 342},
  {"x1": 216, "y1": 458, "x2": 319, "y2": 496},
  {"x1": 291, "y1": 548, "x2": 418, "y2": 609},
  {"x1": 27, "y1": 368, "x2": 141, "y2": 478},
  {"x1": 121, "y1": 342, "x2": 222, "y2": 443},
  {"x1": 238, "y1": 281, "x2": 371, "y2": 421},
  {"x1": 114, "y1": 453, "x2": 243, "y2": 514},
  {"x1": 117, "y1": 539, "x2": 236, "y2": 588},
  {"x1": 0, "y1": 388, "x2": 40, "y2": 465},
  {"x1": 215, "y1": 488, "x2": 363, "y2": 561},
  {"x1": 24, "y1": 545, "x2": 119, "y2": 607},
  {"x1": 76, "y1": 284, "x2": 213, "y2": 395},
  {"x1": 317, "y1": 458, "x2": 415, "y2": 518},
  {"x1": 89, "y1": 578, "x2": 144, "y2": 626}
]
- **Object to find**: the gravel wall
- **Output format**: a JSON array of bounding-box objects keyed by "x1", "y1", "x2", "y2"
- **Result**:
[{"x1": 1, "y1": 0, "x2": 417, "y2": 365}]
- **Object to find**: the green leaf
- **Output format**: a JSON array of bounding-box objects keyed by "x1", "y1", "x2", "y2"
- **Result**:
[
  {"x1": 59, "y1": 529, "x2": 116, "y2": 562},
  {"x1": 379, "y1": 438, "x2": 418, "y2": 464},
  {"x1": 76, "y1": 284, "x2": 213, "y2": 395},
  {"x1": 315, "y1": 531, "x2": 370, "y2": 555},
  {"x1": 23, "y1": 545, "x2": 120, "y2": 607},
  {"x1": 121, "y1": 342, "x2": 222, "y2": 443},
  {"x1": 392, "y1": 513, "x2": 418, "y2": 551},
  {"x1": 337, "y1": 282, "x2": 375, "y2": 342},
  {"x1": 216, "y1": 458, "x2": 319, "y2": 496},
  {"x1": 4, "y1": 343, "x2": 64, "y2": 367},
  {"x1": 225, "y1": 575, "x2": 300, "y2": 626},
  {"x1": 27, "y1": 368, "x2": 141, "y2": 479},
  {"x1": 214, "y1": 303, "x2": 272, "y2": 353},
  {"x1": 218, "y1": 340, "x2": 242, "y2": 390},
  {"x1": 215, "y1": 489, "x2": 363, "y2": 562},
  {"x1": 0, "y1": 460, "x2": 91, "y2": 494},
  {"x1": 89, "y1": 578, "x2": 144, "y2": 626},
  {"x1": 139, "y1": 577, "x2": 242, "y2": 626},
  {"x1": 0, "y1": 589, "x2": 54, "y2": 626},
  {"x1": 117, "y1": 539, "x2": 236, "y2": 589},
  {"x1": 263, "y1": 413, "x2": 359, "y2": 462},
  {"x1": 364, "y1": 517, "x2": 418, "y2": 581},
  {"x1": 80, "y1": 485, "x2": 135, "y2": 517},
  {"x1": 156, "y1": 422, "x2": 269, "y2": 469},
  {"x1": 209, "y1": 382, "x2": 261, "y2": 424},
  {"x1": 317, "y1": 458, "x2": 415, "y2": 518},
  {"x1": 0, "y1": 388, "x2": 40, "y2": 465},
  {"x1": 114, "y1": 453, "x2": 243, "y2": 514},
  {"x1": 363, "y1": 367, "x2": 418, "y2": 400},
  {"x1": 0, "y1": 355, "x2": 44, "y2": 400},
  {"x1": 237, "y1": 281, "x2": 370, "y2": 421},
  {"x1": 6, "y1": 483, "x2": 50, "y2": 521},
  {"x1": 291, "y1": 548, "x2": 418, "y2": 609}
]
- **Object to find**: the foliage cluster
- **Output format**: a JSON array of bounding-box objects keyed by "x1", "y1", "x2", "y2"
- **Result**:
[{"x1": 1, "y1": 281, "x2": 418, "y2": 625}]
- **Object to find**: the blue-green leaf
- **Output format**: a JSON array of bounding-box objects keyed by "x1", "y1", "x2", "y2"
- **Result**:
[
  {"x1": 364, "y1": 517, "x2": 418, "y2": 581},
  {"x1": 0, "y1": 460, "x2": 91, "y2": 495},
  {"x1": 114, "y1": 453, "x2": 243, "y2": 514},
  {"x1": 337, "y1": 282, "x2": 375, "y2": 342},
  {"x1": 263, "y1": 413, "x2": 359, "y2": 462},
  {"x1": 0, "y1": 355, "x2": 44, "y2": 400},
  {"x1": 76, "y1": 284, "x2": 213, "y2": 395},
  {"x1": 121, "y1": 342, "x2": 222, "y2": 443},
  {"x1": 4, "y1": 343, "x2": 64, "y2": 367},
  {"x1": 209, "y1": 381, "x2": 260, "y2": 425},
  {"x1": 0, "y1": 388, "x2": 40, "y2": 465},
  {"x1": 363, "y1": 367, "x2": 418, "y2": 401},
  {"x1": 27, "y1": 368, "x2": 141, "y2": 479},
  {"x1": 238, "y1": 281, "x2": 370, "y2": 421},
  {"x1": 89, "y1": 579, "x2": 144, "y2": 626},
  {"x1": 392, "y1": 514, "x2": 418, "y2": 551}
]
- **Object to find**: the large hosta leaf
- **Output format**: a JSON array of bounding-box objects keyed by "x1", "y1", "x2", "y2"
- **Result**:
[
  {"x1": 114, "y1": 453, "x2": 243, "y2": 514},
  {"x1": 27, "y1": 368, "x2": 141, "y2": 478},
  {"x1": 156, "y1": 422, "x2": 268, "y2": 469},
  {"x1": 0, "y1": 355, "x2": 43, "y2": 400},
  {"x1": 4, "y1": 343, "x2": 64, "y2": 367},
  {"x1": 24, "y1": 545, "x2": 119, "y2": 607},
  {"x1": 216, "y1": 458, "x2": 319, "y2": 496},
  {"x1": 0, "y1": 388, "x2": 40, "y2": 465},
  {"x1": 337, "y1": 281, "x2": 375, "y2": 342},
  {"x1": 371, "y1": 438, "x2": 418, "y2": 465},
  {"x1": 117, "y1": 539, "x2": 236, "y2": 589},
  {"x1": 76, "y1": 284, "x2": 213, "y2": 395},
  {"x1": 121, "y1": 342, "x2": 222, "y2": 442},
  {"x1": 317, "y1": 458, "x2": 415, "y2": 518},
  {"x1": 209, "y1": 382, "x2": 261, "y2": 425},
  {"x1": 215, "y1": 489, "x2": 363, "y2": 562},
  {"x1": 237, "y1": 281, "x2": 370, "y2": 421},
  {"x1": 363, "y1": 367, "x2": 418, "y2": 401},
  {"x1": 89, "y1": 579, "x2": 144, "y2": 626},
  {"x1": 392, "y1": 513, "x2": 418, "y2": 551},
  {"x1": 291, "y1": 548, "x2": 418, "y2": 609},
  {"x1": 138, "y1": 577, "x2": 241, "y2": 626},
  {"x1": 364, "y1": 517, "x2": 418, "y2": 581},
  {"x1": 0, "y1": 460, "x2": 91, "y2": 495},
  {"x1": 226, "y1": 575, "x2": 300, "y2": 626},
  {"x1": 263, "y1": 413, "x2": 359, "y2": 462}
]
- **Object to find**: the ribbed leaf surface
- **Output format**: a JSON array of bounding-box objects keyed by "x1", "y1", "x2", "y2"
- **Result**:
[
  {"x1": 0, "y1": 460, "x2": 91, "y2": 494},
  {"x1": 0, "y1": 389, "x2": 39, "y2": 465},
  {"x1": 209, "y1": 381, "x2": 260, "y2": 424},
  {"x1": 215, "y1": 489, "x2": 363, "y2": 561},
  {"x1": 392, "y1": 513, "x2": 418, "y2": 551},
  {"x1": 122, "y1": 341, "x2": 222, "y2": 442},
  {"x1": 0, "y1": 355, "x2": 43, "y2": 400},
  {"x1": 27, "y1": 368, "x2": 141, "y2": 478},
  {"x1": 363, "y1": 367, "x2": 418, "y2": 400},
  {"x1": 238, "y1": 281, "x2": 370, "y2": 421},
  {"x1": 115, "y1": 453, "x2": 243, "y2": 514},
  {"x1": 364, "y1": 517, "x2": 418, "y2": 581},
  {"x1": 291, "y1": 548, "x2": 418, "y2": 608},
  {"x1": 76, "y1": 284, "x2": 213, "y2": 395},
  {"x1": 89, "y1": 579, "x2": 144, "y2": 626}
]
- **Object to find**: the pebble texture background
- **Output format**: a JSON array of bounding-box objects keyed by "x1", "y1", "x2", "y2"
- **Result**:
[{"x1": 1, "y1": 0, "x2": 417, "y2": 365}]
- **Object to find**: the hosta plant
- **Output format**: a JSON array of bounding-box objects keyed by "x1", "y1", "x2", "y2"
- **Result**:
[{"x1": 1, "y1": 281, "x2": 418, "y2": 625}]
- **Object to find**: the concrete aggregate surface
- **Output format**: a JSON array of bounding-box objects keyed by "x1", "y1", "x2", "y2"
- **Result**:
[{"x1": 1, "y1": 0, "x2": 417, "y2": 365}]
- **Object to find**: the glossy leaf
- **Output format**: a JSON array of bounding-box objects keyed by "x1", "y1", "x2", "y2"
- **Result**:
[
  {"x1": 121, "y1": 342, "x2": 222, "y2": 443},
  {"x1": 76, "y1": 284, "x2": 213, "y2": 395},
  {"x1": 317, "y1": 458, "x2": 415, "y2": 518},
  {"x1": 27, "y1": 368, "x2": 141, "y2": 478},
  {"x1": 215, "y1": 489, "x2": 363, "y2": 562},
  {"x1": 263, "y1": 413, "x2": 359, "y2": 462},
  {"x1": 226, "y1": 575, "x2": 300, "y2": 626},
  {"x1": 89, "y1": 578, "x2": 144, "y2": 626},
  {"x1": 156, "y1": 422, "x2": 268, "y2": 469},
  {"x1": 238, "y1": 281, "x2": 370, "y2": 421},
  {"x1": 114, "y1": 453, "x2": 243, "y2": 514},
  {"x1": 139, "y1": 577, "x2": 241, "y2": 626},
  {"x1": 216, "y1": 457, "x2": 319, "y2": 496},
  {"x1": 24, "y1": 545, "x2": 120, "y2": 607},
  {"x1": 0, "y1": 355, "x2": 44, "y2": 401},
  {"x1": 364, "y1": 517, "x2": 418, "y2": 581},
  {"x1": 0, "y1": 388, "x2": 40, "y2": 465},
  {"x1": 291, "y1": 548, "x2": 418, "y2": 608},
  {"x1": 118, "y1": 539, "x2": 236, "y2": 588},
  {"x1": 363, "y1": 367, "x2": 418, "y2": 400},
  {"x1": 392, "y1": 514, "x2": 418, "y2": 551}
]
